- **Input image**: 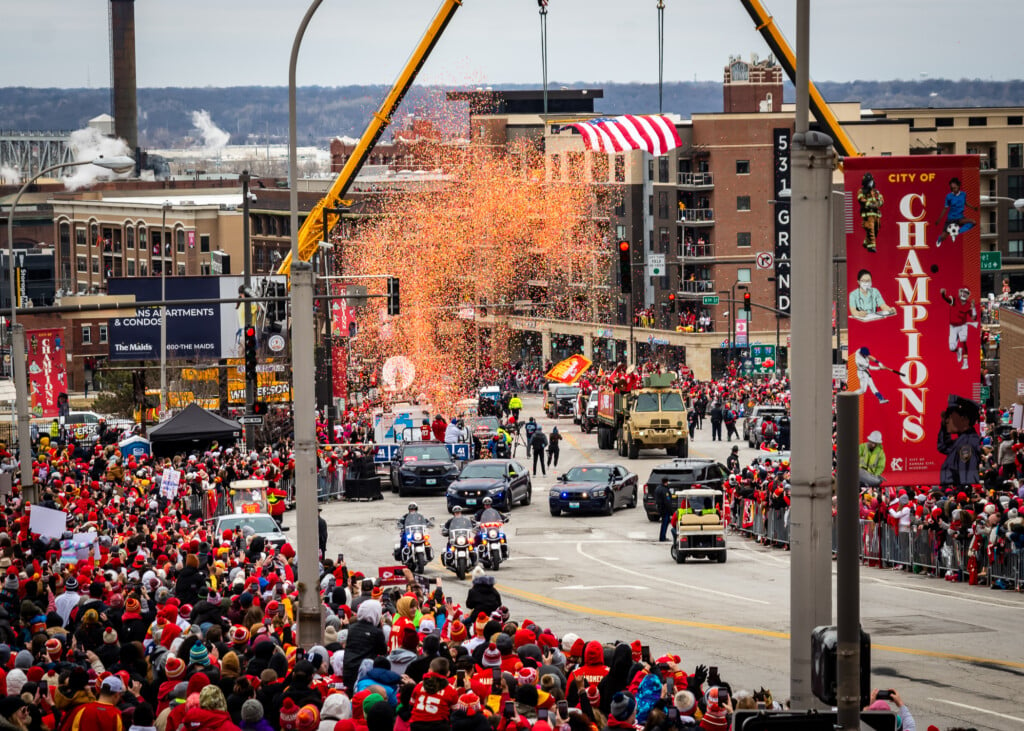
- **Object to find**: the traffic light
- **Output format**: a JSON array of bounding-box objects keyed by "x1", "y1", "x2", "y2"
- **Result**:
[
  {"x1": 743, "y1": 291, "x2": 751, "y2": 314},
  {"x1": 668, "y1": 292, "x2": 676, "y2": 312},
  {"x1": 387, "y1": 276, "x2": 400, "y2": 316},
  {"x1": 244, "y1": 325, "x2": 257, "y2": 380},
  {"x1": 252, "y1": 401, "x2": 269, "y2": 416},
  {"x1": 617, "y1": 241, "x2": 632, "y2": 293}
]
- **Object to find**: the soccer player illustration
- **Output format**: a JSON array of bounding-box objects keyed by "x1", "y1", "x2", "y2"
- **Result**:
[
  {"x1": 939, "y1": 287, "x2": 978, "y2": 370},
  {"x1": 857, "y1": 172, "x2": 883, "y2": 252},
  {"x1": 935, "y1": 177, "x2": 978, "y2": 247}
]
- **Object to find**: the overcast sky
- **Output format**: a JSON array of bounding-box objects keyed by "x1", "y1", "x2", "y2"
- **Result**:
[{"x1": 2, "y1": 0, "x2": 1018, "y2": 88}]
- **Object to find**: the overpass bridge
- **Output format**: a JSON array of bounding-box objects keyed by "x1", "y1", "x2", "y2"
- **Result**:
[{"x1": 476, "y1": 313, "x2": 848, "y2": 380}]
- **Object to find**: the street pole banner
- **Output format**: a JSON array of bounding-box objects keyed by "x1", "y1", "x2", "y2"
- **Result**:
[
  {"x1": 844, "y1": 155, "x2": 981, "y2": 486},
  {"x1": 26, "y1": 328, "x2": 67, "y2": 419}
]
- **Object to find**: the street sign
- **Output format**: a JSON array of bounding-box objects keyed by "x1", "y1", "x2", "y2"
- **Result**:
[
  {"x1": 756, "y1": 251, "x2": 775, "y2": 270},
  {"x1": 981, "y1": 251, "x2": 1002, "y2": 271},
  {"x1": 267, "y1": 334, "x2": 286, "y2": 353},
  {"x1": 702, "y1": 295, "x2": 720, "y2": 305},
  {"x1": 735, "y1": 320, "x2": 748, "y2": 346},
  {"x1": 980, "y1": 385, "x2": 991, "y2": 402},
  {"x1": 238, "y1": 415, "x2": 264, "y2": 425},
  {"x1": 647, "y1": 253, "x2": 666, "y2": 276}
]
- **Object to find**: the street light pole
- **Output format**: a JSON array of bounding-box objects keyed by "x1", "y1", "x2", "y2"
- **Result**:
[
  {"x1": 5, "y1": 155, "x2": 133, "y2": 504},
  {"x1": 657, "y1": 0, "x2": 665, "y2": 114},
  {"x1": 538, "y1": 0, "x2": 549, "y2": 117},
  {"x1": 241, "y1": 171, "x2": 255, "y2": 447},
  {"x1": 290, "y1": 0, "x2": 326, "y2": 648},
  {"x1": 160, "y1": 201, "x2": 172, "y2": 415}
]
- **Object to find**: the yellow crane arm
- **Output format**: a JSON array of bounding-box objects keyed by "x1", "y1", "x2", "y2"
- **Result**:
[
  {"x1": 277, "y1": 0, "x2": 465, "y2": 277},
  {"x1": 740, "y1": 0, "x2": 859, "y2": 158}
]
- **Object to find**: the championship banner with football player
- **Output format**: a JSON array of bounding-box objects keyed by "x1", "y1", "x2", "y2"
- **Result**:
[
  {"x1": 545, "y1": 354, "x2": 592, "y2": 385},
  {"x1": 844, "y1": 155, "x2": 982, "y2": 486},
  {"x1": 26, "y1": 328, "x2": 67, "y2": 419}
]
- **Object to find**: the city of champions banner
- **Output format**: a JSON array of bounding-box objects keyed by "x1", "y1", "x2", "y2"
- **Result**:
[
  {"x1": 844, "y1": 155, "x2": 981, "y2": 486},
  {"x1": 26, "y1": 329, "x2": 67, "y2": 419}
]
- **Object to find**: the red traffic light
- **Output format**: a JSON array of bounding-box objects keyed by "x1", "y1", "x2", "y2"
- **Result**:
[
  {"x1": 668, "y1": 293, "x2": 676, "y2": 301},
  {"x1": 618, "y1": 240, "x2": 630, "y2": 252},
  {"x1": 245, "y1": 326, "x2": 256, "y2": 338}
]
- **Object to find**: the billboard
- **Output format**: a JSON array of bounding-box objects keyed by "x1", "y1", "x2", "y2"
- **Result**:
[
  {"x1": 107, "y1": 275, "x2": 286, "y2": 361},
  {"x1": 26, "y1": 328, "x2": 67, "y2": 419},
  {"x1": 226, "y1": 358, "x2": 292, "y2": 405},
  {"x1": 844, "y1": 155, "x2": 981, "y2": 486},
  {"x1": 773, "y1": 127, "x2": 791, "y2": 315}
]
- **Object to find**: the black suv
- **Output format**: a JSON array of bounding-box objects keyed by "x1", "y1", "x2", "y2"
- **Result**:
[
  {"x1": 389, "y1": 441, "x2": 461, "y2": 496},
  {"x1": 641, "y1": 458, "x2": 729, "y2": 521}
]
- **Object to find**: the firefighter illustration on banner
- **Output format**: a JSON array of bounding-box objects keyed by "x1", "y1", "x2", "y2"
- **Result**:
[{"x1": 843, "y1": 155, "x2": 981, "y2": 486}]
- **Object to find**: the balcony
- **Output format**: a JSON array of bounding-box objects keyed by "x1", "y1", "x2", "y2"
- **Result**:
[
  {"x1": 680, "y1": 242, "x2": 715, "y2": 260},
  {"x1": 678, "y1": 171, "x2": 714, "y2": 189},
  {"x1": 679, "y1": 279, "x2": 716, "y2": 297},
  {"x1": 677, "y1": 208, "x2": 715, "y2": 227}
]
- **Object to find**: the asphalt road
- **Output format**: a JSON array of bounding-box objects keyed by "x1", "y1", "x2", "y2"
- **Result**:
[{"x1": 295, "y1": 396, "x2": 1024, "y2": 731}]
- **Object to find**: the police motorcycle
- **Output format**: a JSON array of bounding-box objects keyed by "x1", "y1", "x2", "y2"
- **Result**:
[
  {"x1": 441, "y1": 506, "x2": 478, "y2": 580},
  {"x1": 393, "y1": 503, "x2": 435, "y2": 574},
  {"x1": 473, "y1": 497, "x2": 510, "y2": 571}
]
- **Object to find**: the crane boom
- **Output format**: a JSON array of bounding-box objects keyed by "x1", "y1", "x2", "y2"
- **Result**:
[
  {"x1": 277, "y1": 0, "x2": 465, "y2": 277},
  {"x1": 739, "y1": 0, "x2": 859, "y2": 158}
]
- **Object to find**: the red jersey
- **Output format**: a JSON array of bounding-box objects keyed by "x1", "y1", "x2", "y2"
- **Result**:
[
  {"x1": 409, "y1": 676, "x2": 460, "y2": 724},
  {"x1": 469, "y1": 668, "x2": 497, "y2": 699},
  {"x1": 567, "y1": 663, "x2": 609, "y2": 687},
  {"x1": 944, "y1": 295, "x2": 976, "y2": 326}
]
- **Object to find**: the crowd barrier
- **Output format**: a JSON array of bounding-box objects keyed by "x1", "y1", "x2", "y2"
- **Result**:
[{"x1": 728, "y1": 497, "x2": 1023, "y2": 591}]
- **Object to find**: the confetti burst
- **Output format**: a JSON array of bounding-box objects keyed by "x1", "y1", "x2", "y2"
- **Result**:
[{"x1": 337, "y1": 111, "x2": 614, "y2": 413}]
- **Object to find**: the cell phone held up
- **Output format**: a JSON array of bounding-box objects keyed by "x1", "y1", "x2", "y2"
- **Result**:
[
  {"x1": 876, "y1": 689, "x2": 893, "y2": 701},
  {"x1": 504, "y1": 700, "x2": 517, "y2": 719}
]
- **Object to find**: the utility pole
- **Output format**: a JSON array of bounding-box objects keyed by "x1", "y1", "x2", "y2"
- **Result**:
[
  {"x1": 539, "y1": 0, "x2": 549, "y2": 117},
  {"x1": 835, "y1": 392, "x2": 861, "y2": 730},
  {"x1": 241, "y1": 171, "x2": 255, "y2": 447},
  {"x1": 789, "y1": 0, "x2": 836, "y2": 707},
  {"x1": 657, "y1": 0, "x2": 665, "y2": 114}
]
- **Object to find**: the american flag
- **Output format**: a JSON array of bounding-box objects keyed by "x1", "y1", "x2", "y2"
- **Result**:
[{"x1": 563, "y1": 114, "x2": 682, "y2": 156}]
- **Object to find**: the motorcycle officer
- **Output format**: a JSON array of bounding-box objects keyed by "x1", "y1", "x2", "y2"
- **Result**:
[
  {"x1": 395, "y1": 502, "x2": 424, "y2": 557},
  {"x1": 473, "y1": 496, "x2": 509, "y2": 525},
  {"x1": 442, "y1": 505, "x2": 476, "y2": 553}
]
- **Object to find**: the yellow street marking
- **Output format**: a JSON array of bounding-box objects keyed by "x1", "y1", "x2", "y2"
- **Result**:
[{"x1": 497, "y1": 584, "x2": 1024, "y2": 670}]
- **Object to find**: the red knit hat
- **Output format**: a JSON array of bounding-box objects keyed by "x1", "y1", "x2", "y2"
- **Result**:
[
  {"x1": 481, "y1": 643, "x2": 502, "y2": 668},
  {"x1": 474, "y1": 612, "x2": 488, "y2": 636},
  {"x1": 230, "y1": 625, "x2": 250, "y2": 645},
  {"x1": 449, "y1": 620, "x2": 467, "y2": 643},
  {"x1": 630, "y1": 640, "x2": 643, "y2": 662},
  {"x1": 45, "y1": 637, "x2": 62, "y2": 659},
  {"x1": 279, "y1": 698, "x2": 301, "y2": 731},
  {"x1": 513, "y1": 628, "x2": 534, "y2": 650},
  {"x1": 165, "y1": 656, "x2": 186, "y2": 680}
]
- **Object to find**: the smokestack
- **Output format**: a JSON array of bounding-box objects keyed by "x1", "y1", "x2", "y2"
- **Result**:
[{"x1": 109, "y1": 0, "x2": 138, "y2": 156}]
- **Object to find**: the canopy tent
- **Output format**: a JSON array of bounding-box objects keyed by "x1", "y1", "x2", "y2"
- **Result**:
[{"x1": 148, "y1": 403, "x2": 242, "y2": 455}]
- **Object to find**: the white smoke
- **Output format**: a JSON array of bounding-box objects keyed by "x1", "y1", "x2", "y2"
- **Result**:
[
  {"x1": 0, "y1": 166, "x2": 21, "y2": 185},
  {"x1": 191, "y1": 109, "x2": 230, "y2": 154},
  {"x1": 64, "y1": 127, "x2": 132, "y2": 191}
]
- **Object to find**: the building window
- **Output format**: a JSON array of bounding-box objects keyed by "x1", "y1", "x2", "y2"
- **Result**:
[
  {"x1": 736, "y1": 160, "x2": 750, "y2": 175},
  {"x1": 1010, "y1": 240, "x2": 1024, "y2": 256},
  {"x1": 138, "y1": 226, "x2": 147, "y2": 248},
  {"x1": 99, "y1": 325, "x2": 108, "y2": 344},
  {"x1": 81, "y1": 326, "x2": 92, "y2": 345},
  {"x1": 659, "y1": 227, "x2": 669, "y2": 251},
  {"x1": 91, "y1": 257, "x2": 99, "y2": 274},
  {"x1": 658, "y1": 192, "x2": 669, "y2": 219},
  {"x1": 75, "y1": 227, "x2": 86, "y2": 247},
  {"x1": 90, "y1": 223, "x2": 99, "y2": 246},
  {"x1": 1008, "y1": 144, "x2": 1023, "y2": 169},
  {"x1": 1008, "y1": 175, "x2": 1024, "y2": 200},
  {"x1": 567, "y1": 152, "x2": 584, "y2": 180},
  {"x1": 737, "y1": 268, "x2": 751, "y2": 283},
  {"x1": 126, "y1": 226, "x2": 134, "y2": 250},
  {"x1": 737, "y1": 232, "x2": 752, "y2": 247},
  {"x1": 592, "y1": 153, "x2": 609, "y2": 183},
  {"x1": 616, "y1": 225, "x2": 627, "y2": 240},
  {"x1": 200, "y1": 263, "x2": 211, "y2": 275},
  {"x1": 550, "y1": 153, "x2": 561, "y2": 181},
  {"x1": 614, "y1": 155, "x2": 625, "y2": 183},
  {"x1": 176, "y1": 228, "x2": 186, "y2": 253},
  {"x1": 76, "y1": 256, "x2": 87, "y2": 272},
  {"x1": 127, "y1": 260, "x2": 135, "y2": 276},
  {"x1": 177, "y1": 263, "x2": 186, "y2": 276},
  {"x1": 648, "y1": 159, "x2": 654, "y2": 182},
  {"x1": 737, "y1": 196, "x2": 751, "y2": 211},
  {"x1": 1009, "y1": 116, "x2": 1024, "y2": 126},
  {"x1": 658, "y1": 157, "x2": 669, "y2": 183},
  {"x1": 614, "y1": 198, "x2": 626, "y2": 217},
  {"x1": 1010, "y1": 210, "x2": 1024, "y2": 234},
  {"x1": 648, "y1": 195, "x2": 653, "y2": 216},
  {"x1": 200, "y1": 234, "x2": 210, "y2": 253},
  {"x1": 968, "y1": 116, "x2": 987, "y2": 127},
  {"x1": 140, "y1": 261, "x2": 148, "y2": 277},
  {"x1": 935, "y1": 117, "x2": 954, "y2": 127}
]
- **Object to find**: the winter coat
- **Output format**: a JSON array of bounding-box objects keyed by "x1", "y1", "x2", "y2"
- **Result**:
[
  {"x1": 179, "y1": 707, "x2": 241, "y2": 731},
  {"x1": 174, "y1": 565, "x2": 207, "y2": 605},
  {"x1": 465, "y1": 576, "x2": 501, "y2": 620},
  {"x1": 341, "y1": 620, "x2": 388, "y2": 690}
]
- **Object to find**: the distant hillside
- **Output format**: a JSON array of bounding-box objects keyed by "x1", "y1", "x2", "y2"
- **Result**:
[{"x1": 1, "y1": 80, "x2": 1023, "y2": 148}]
